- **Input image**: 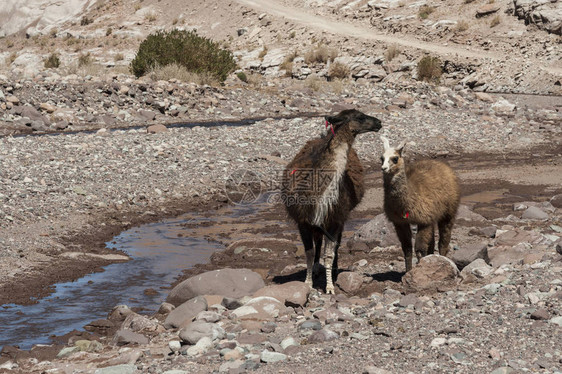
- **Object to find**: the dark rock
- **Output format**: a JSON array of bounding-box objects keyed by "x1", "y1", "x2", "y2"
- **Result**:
[
  {"x1": 451, "y1": 242, "x2": 490, "y2": 270},
  {"x1": 530, "y1": 309, "x2": 550, "y2": 320},
  {"x1": 307, "y1": 328, "x2": 339, "y2": 344},
  {"x1": 113, "y1": 329, "x2": 149, "y2": 346},
  {"x1": 164, "y1": 296, "x2": 208, "y2": 329}
]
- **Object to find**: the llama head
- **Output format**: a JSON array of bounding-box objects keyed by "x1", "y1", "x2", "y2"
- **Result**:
[
  {"x1": 380, "y1": 136, "x2": 406, "y2": 174},
  {"x1": 325, "y1": 109, "x2": 382, "y2": 137}
]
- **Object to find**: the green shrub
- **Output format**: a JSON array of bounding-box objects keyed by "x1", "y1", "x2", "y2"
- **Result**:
[
  {"x1": 80, "y1": 17, "x2": 92, "y2": 26},
  {"x1": 130, "y1": 29, "x2": 237, "y2": 82},
  {"x1": 417, "y1": 55, "x2": 442, "y2": 82},
  {"x1": 236, "y1": 71, "x2": 248, "y2": 83},
  {"x1": 44, "y1": 53, "x2": 60, "y2": 68}
]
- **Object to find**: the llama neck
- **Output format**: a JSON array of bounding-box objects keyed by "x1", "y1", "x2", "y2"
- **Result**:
[
  {"x1": 312, "y1": 141, "x2": 350, "y2": 226},
  {"x1": 383, "y1": 167, "x2": 411, "y2": 204}
]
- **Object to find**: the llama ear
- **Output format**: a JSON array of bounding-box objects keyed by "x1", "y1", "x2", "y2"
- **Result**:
[
  {"x1": 325, "y1": 115, "x2": 343, "y2": 125},
  {"x1": 396, "y1": 141, "x2": 406, "y2": 155},
  {"x1": 380, "y1": 136, "x2": 390, "y2": 150}
]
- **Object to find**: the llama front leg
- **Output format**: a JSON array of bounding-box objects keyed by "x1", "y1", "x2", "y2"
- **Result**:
[
  {"x1": 415, "y1": 224, "x2": 434, "y2": 260},
  {"x1": 324, "y1": 230, "x2": 341, "y2": 295},
  {"x1": 312, "y1": 229, "x2": 323, "y2": 278},
  {"x1": 298, "y1": 224, "x2": 315, "y2": 288},
  {"x1": 438, "y1": 217, "x2": 455, "y2": 256},
  {"x1": 393, "y1": 223, "x2": 413, "y2": 272}
]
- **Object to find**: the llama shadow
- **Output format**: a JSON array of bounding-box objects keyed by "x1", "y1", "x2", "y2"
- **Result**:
[
  {"x1": 271, "y1": 267, "x2": 346, "y2": 290},
  {"x1": 369, "y1": 270, "x2": 404, "y2": 283}
]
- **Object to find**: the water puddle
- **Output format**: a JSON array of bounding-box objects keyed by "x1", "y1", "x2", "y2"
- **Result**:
[
  {"x1": 0, "y1": 194, "x2": 368, "y2": 350},
  {"x1": 461, "y1": 189, "x2": 509, "y2": 205}
]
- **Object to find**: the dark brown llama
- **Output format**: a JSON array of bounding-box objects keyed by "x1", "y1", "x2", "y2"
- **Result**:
[
  {"x1": 281, "y1": 109, "x2": 382, "y2": 294},
  {"x1": 380, "y1": 136, "x2": 460, "y2": 272}
]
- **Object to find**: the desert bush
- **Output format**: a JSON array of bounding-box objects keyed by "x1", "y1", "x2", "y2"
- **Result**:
[
  {"x1": 44, "y1": 53, "x2": 60, "y2": 68},
  {"x1": 237, "y1": 71, "x2": 248, "y2": 83},
  {"x1": 304, "y1": 44, "x2": 337, "y2": 64},
  {"x1": 130, "y1": 29, "x2": 236, "y2": 82},
  {"x1": 385, "y1": 44, "x2": 400, "y2": 62},
  {"x1": 464, "y1": 0, "x2": 475, "y2": 3},
  {"x1": 305, "y1": 75, "x2": 323, "y2": 91},
  {"x1": 80, "y1": 17, "x2": 93, "y2": 26},
  {"x1": 114, "y1": 53, "x2": 124, "y2": 61},
  {"x1": 418, "y1": 5, "x2": 435, "y2": 19},
  {"x1": 289, "y1": 31, "x2": 296, "y2": 39},
  {"x1": 106, "y1": 27, "x2": 112, "y2": 36},
  {"x1": 78, "y1": 53, "x2": 92, "y2": 67},
  {"x1": 417, "y1": 55, "x2": 442, "y2": 82},
  {"x1": 455, "y1": 20, "x2": 469, "y2": 32},
  {"x1": 328, "y1": 61, "x2": 350, "y2": 80},
  {"x1": 490, "y1": 15, "x2": 501, "y2": 27}
]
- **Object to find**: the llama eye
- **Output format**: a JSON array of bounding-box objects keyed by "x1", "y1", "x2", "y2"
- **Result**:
[
  {"x1": 380, "y1": 156, "x2": 384, "y2": 163},
  {"x1": 392, "y1": 157, "x2": 399, "y2": 164}
]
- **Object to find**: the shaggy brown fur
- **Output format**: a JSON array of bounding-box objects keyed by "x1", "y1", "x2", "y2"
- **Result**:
[
  {"x1": 281, "y1": 109, "x2": 382, "y2": 294},
  {"x1": 380, "y1": 137, "x2": 460, "y2": 272}
]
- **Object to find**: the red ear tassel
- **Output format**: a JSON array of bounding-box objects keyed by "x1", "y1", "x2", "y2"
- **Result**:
[{"x1": 325, "y1": 120, "x2": 335, "y2": 135}]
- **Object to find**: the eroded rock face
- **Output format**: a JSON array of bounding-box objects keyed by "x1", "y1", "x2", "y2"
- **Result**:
[{"x1": 512, "y1": 0, "x2": 562, "y2": 35}]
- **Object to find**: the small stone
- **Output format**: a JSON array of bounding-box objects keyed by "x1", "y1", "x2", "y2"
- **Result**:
[
  {"x1": 39, "y1": 102, "x2": 56, "y2": 113},
  {"x1": 549, "y1": 316, "x2": 562, "y2": 326},
  {"x1": 489, "y1": 367, "x2": 514, "y2": 374},
  {"x1": 147, "y1": 124, "x2": 167, "y2": 134},
  {"x1": 363, "y1": 367, "x2": 392, "y2": 374},
  {"x1": 280, "y1": 337, "x2": 299, "y2": 350},
  {"x1": 260, "y1": 350, "x2": 287, "y2": 363},
  {"x1": 94, "y1": 364, "x2": 137, "y2": 374},
  {"x1": 113, "y1": 330, "x2": 149, "y2": 346},
  {"x1": 307, "y1": 328, "x2": 339, "y2": 344},
  {"x1": 169, "y1": 340, "x2": 182, "y2": 352},
  {"x1": 261, "y1": 322, "x2": 277, "y2": 333},
  {"x1": 521, "y1": 206, "x2": 549, "y2": 220},
  {"x1": 430, "y1": 337, "x2": 447, "y2": 348},
  {"x1": 57, "y1": 346, "x2": 79, "y2": 358},
  {"x1": 336, "y1": 271, "x2": 364, "y2": 294},
  {"x1": 530, "y1": 309, "x2": 550, "y2": 320}
]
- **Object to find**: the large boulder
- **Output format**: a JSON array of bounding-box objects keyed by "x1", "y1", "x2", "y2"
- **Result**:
[
  {"x1": 402, "y1": 255, "x2": 460, "y2": 293},
  {"x1": 336, "y1": 271, "x2": 364, "y2": 294},
  {"x1": 347, "y1": 214, "x2": 399, "y2": 251},
  {"x1": 164, "y1": 296, "x2": 208, "y2": 329},
  {"x1": 252, "y1": 281, "x2": 311, "y2": 307},
  {"x1": 166, "y1": 269, "x2": 265, "y2": 306}
]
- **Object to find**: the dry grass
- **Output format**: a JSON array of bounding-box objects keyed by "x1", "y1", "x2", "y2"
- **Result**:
[
  {"x1": 385, "y1": 44, "x2": 400, "y2": 62},
  {"x1": 258, "y1": 46, "x2": 268, "y2": 60},
  {"x1": 148, "y1": 63, "x2": 220, "y2": 85},
  {"x1": 418, "y1": 5, "x2": 435, "y2": 19},
  {"x1": 417, "y1": 55, "x2": 442, "y2": 82},
  {"x1": 78, "y1": 53, "x2": 92, "y2": 67},
  {"x1": 455, "y1": 20, "x2": 469, "y2": 32},
  {"x1": 302, "y1": 75, "x2": 344, "y2": 94},
  {"x1": 280, "y1": 50, "x2": 298, "y2": 77},
  {"x1": 144, "y1": 11, "x2": 157, "y2": 22},
  {"x1": 44, "y1": 53, "x2": 60, "y2": 69},
  {"x1": 304, "y1": 44, "x2": 338, "y2": 64},
  {"x1": 114, "y1": 53, "x2": 125, "y2": 62},
  {"x1": 328, "y1": 61, "x2": 350, "y2": 80},
  {"x1": 490, "y1": 15, "x2": 501, "y2": 27}
]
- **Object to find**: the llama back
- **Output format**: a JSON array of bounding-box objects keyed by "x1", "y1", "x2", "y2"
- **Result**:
[{"x1": 405, "y1": 159, "x2": 460, "y2": 223}]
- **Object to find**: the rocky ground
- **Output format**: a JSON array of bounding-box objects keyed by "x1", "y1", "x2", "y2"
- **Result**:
[{"x1": 0, "y1": 0, "x2": 561, "y2": 373}]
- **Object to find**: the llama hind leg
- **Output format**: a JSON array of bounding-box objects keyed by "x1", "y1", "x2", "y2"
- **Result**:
[
  {"x1": 298, "y1": 224, "x2": 315, "y2": 288},
  {"x1": 415, "y1": 224, "x2": 434, "y2": 261},
  {"x1": 427, "y1": 225, "x2": 436, "y2": 255},
  {"x1": 438, "y1": 217, "x2": 455, "y2": 257},
  {"x1": 312, "y1": 229, "x2": 323, "y2": 278},
  {"x1": 393, "y1": 223, "x2": 413, "y2": 272}
]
